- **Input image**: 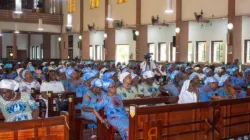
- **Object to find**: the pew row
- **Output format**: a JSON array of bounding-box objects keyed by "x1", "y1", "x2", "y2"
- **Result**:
[
  {"x1": 0, "y1": 112, "x2": 69, "y2": 140},
  {"x1": 96, "y1": 96, "x2": 179, "y2": 140}
]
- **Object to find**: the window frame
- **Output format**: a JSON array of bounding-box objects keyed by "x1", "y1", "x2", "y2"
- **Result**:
[
  {"x1": 244, "y1": 40, "x2": 250, "y2": 64},
  {"x1": 211, "y1": 40, "x2": 223, "y2": 63},
  {"x1": 148, "y1": 43, "x2": 156, "y2": 61},
  {"x1": 158, "y1": 42, "x2": 167, "y2": 62},
  {"x1": 90, "y1": 45, "x2": 93, "y2": 60},
  {"x1": 6, "y1": 46, "x2": 13, "y2": 59},
  {"x1": 188, "y1": 41, "x2": 193, "y2": 62},
  {"x1": 196, "y1": 41, "x2": 207, "y2": 63}
]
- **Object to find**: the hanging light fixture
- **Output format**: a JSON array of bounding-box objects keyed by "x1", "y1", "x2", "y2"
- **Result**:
[
  {"x1": 14, "y1": 24, "x2": 20, "y2": 34},
  {"x1": 165, "y1": 0, "x2": 173, "y2": 14},
  {"x1": 66, "y1": 13, "x2": 73, "y2": 27},
  {"x1": 58, "y1": 37, "x2": 62, "y2": 41},
  {"x1": 106, "y1": 0, "x2": 113, "y2": 21},
  {"x1": 79, "y1": 35, "x2": 82, "y2": 40},
  {"x1": 135, "y1": 31, "x2": 139, "y2": 36},
  {"x1": 14, "y1": 0, "x2": 23, "y2": 14},
  {"x1": 104, "y1": 33, "x2": 108, "y2": 39},
  {"x1": 38, "y1": 19, "x2": 44, "y2": 31},
  {"x1": 175, "y1": 27, "x2": 180, "y2": 33},
  {"x1": 227, "y1": 23, "x2": 233, "y2": 30}
]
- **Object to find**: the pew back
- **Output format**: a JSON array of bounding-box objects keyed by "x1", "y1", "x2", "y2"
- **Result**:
[
  {"x1": 48, "y1": 92, "x2": 75, "y2": 117},
  {"x1": 0, "y1": 112, "x2": 69, "y2": 140},
  {"x1": 129, "y1": 98, "x2": 250, "y2": 140}
]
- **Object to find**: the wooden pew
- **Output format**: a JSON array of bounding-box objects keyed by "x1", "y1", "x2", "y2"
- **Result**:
[
  {"x1": 48, "y1": 92, "x2": 75, "y2": 117},
  {"x1": 68, "y1": 96, "x2": 95, "y2": 140},
  {"x1": 97, "y1": 96, "x2": 179, "y2": 140},
  {"x1": 127, "y1": 98, "x2": 250, "y2": 140},
  {"x1": 0, "y1": 112, "x2": 69, "y2": 140}
]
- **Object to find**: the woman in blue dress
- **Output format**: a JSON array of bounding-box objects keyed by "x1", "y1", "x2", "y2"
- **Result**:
[
  {"x1": 0, "y1": 79, "x2": 39, "y2": 122},
  {"x1": 218, "y1": 74, "x2": 246, "y2": 99},
  {"x1": 81, "y1": 78, "x2": 104, "y2": 138},
  {"x1": 94, "y1": 79, "x2": 129, "y2": 140},
  {"x1": 163, "y1": 70, "x2": 181, "y2": 96},
  {"x1": 230, "y1": 67, "x2": 245, "y2": 88},
  {"x1": 63, "y1": 68, "x2": 83, "y2": 93},
  {"x1": 2, "y1": 64, "x2": 17, "y2": 80}
]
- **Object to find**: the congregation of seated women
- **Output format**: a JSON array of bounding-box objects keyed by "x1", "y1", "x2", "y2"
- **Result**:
[{"x1": 0, "y1": 58, "x2": 250, "y2": 140}]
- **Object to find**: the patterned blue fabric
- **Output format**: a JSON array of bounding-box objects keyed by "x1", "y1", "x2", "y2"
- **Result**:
[
  {"x1": 163, "y1": 82, "x2": 180, "y2": 96},
  {"x1": 2, "y1": 72, "x2": 17, "y2": 80},
  {"x1": 65, "y1": 68, "x2": 75, "y2": 79},
  {"x1": 189, "y1": 73, "x2": 198, "y2": 80},
  {"x1": 102, "y1": 79, "x2": 114, "y2": 92},
  {"x1": 102, "y1": 72, "x2": 116, "y2": 80},
  {"x1": 63, "y1": 80, "x2": 83, "y2": 93},
  {"x1": 27, "y1": 66, "x2": 35, "y2": 72},
  {"x1": 231, "y1": 76, "x2": 245, "y2": 87},
  {"x1": 95, "y1": 94, "x2": 128, "y2": 140},
  {"x1": 82, "y1": 72, "x2": 96, "y2": 82},
  {"x1": 3, "y1": 64, "x2": 12, "y2": 69},
  {"x1": 199, "y1": 85, "x2": 224, "y2": 102},
  {"x1": 218, "y1": 74, "x2": 230, "y2": 87}
]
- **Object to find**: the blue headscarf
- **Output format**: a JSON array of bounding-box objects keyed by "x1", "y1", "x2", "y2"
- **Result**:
[
  {"x1": 66, "y1": 68, "x2": 75, "y2": 79},
  {"x1": 59, "y1": 67, "x2": 67, "y2": 73},
  {"x1": 170, "y1": 70, "x2": 179, "y2": 81},
  {"x1": 185, "y1": 66, "x2": 192, "y2": 72},
  {"x1": 82, "y1": 72, "x2": 96, "y2": 82},
  {"x1": 27, "y1": 66, "x2": 35, "y2": 72},
  {"x1": 189, "y1": 73, "x2": 199, "y2": 80},
  {"x1": 4, "y1": 63, "x2": 12, "y2": 69},
  {"x1": 167, "y1": 64, "x2": 173, "y2": 73},
  {"x1": 204, "y1": 77, "x2": 218, "y2": 85},
  {"x1": 204, "y1": 68, "x2": 212, "y2": 76},
  {"x1": 102, "y1": 79, "x2": 114, "y2": 92},
  {"x1": 244, "y1": 68, "x2": 250, "y2": 75},
  {"x1": 42, "y1": 67, "x2": 48, "y2": 73},
  {"x1": 82, "y1": 67, "x2": 92, "y2": 74},
  {"x1": 218, "y1": 74, "x2": 230, "y2": 87},
  {"x1": 230, "y1": 67, "x2": 239, "y2": 75},
  {"x1": 102, "y1": 71, "x2": 116, "y2": 80},
  {"x1": 91, "y1": 78, "x2": 103, "y2": 88},
  {"x1": 131, "y1": 72, "x2": 138, "y2": 80}
]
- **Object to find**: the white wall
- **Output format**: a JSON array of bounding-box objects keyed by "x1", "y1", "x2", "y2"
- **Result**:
[
  {"x1": 115, "y1": 29, "x2": 136, "y2": 60},
  {"x1": 242, "y1": 16, "x2": 250, "y2": 64},
  {"x1": 188, "y1": 19, "x2": 228, "y2": 63},
  {"x1": 141, "y1": 0, "x2": 176, "y2": 24},
  {"x1": 182, "y1": 0, "x2": 228, "y2": 21},
  {"x1": 90, "y1": 31, "x2": 105, "y2": 60},
  {"x1": 2, "y1": 33, "x2": 28, "y2": 58},
  {"x1": 51, "y1": 35, "x2": 60, "y2": 59},
  {"x1": 0, "y1": 21, "x2": 61, "y2": 33},
  {"x1": 147, "y1": 24, "x2": 176, "y2": 62}
]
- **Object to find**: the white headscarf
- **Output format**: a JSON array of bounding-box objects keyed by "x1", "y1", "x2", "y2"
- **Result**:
[
  {"x1": 0, "y1": 79, "x2": 19, "y2": 91},
  {"x1": 119, "y1": 72, "x2": 130, "y2": 83},
  {"x1": 143, "y1": 71, "x2": 155, "y2": 79},
  {"x1": 17, "y1": 68, "x2": 24, "y2": 76},
  {"x1": 178, "y1": 80, "x2": 197, "y2": 104}
]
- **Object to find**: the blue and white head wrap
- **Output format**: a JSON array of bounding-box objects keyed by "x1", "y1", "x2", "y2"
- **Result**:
[
  {"x1": 131, "y1": 72, "x2": 138, "y2": 80},
  {"x1": 102, "y1": 71, "x2": 116, "y2": 80},
  {"x1": 102, "y1": 79, "x2": 114, "y2": 92},
  {"x1": 185, "y1": 66, "x2": 192, "y2": 72},
  {"x1": 59, "y1": 67, "x2": 67, "y2": 73},
  {"x1": 42, "y1": 67, "x2": 48, "y2": 73},
  {"x1": 22, "y1": 70, "x2": 30, "y2": 79},
  {"x1": 66, "y1": 68, "x2": 75, "y2": 79},
  {"x1": 204, "y1": 68, "x2": 212, "y2": 76},
  {"x1": 230, "y1": 67, "x2": 239, "y2": 75},
  {"x1": 91, "y1": 78, "x2": 103, "y2": 88},
  {"x1": 82, "y1": 67, "x2": 92, "y2": 74},
  {"x1": 189, "y1": 73, "x2": 199, "y2": 80},
  {"x1": 3, "y1": 63, "x2": 12, "y2": 69},
  {"x1": 218, "y1": 74, "x2": 230, "y2": 87},
  {"x1": 204, "y1": 77, "x2": 218, "y2": 85},
  {"x1": 82, "y1": 72, "x2": 96, "y2": 82},
  {"x1": 244, "y1": 68, "x2": 250, "y2": 75},
  {"x1": 27, "y1": 66, "x2": 35, "y2": 72},
  {"x1": 170, "y1": 70, "x2": 179, "y2": 81}
]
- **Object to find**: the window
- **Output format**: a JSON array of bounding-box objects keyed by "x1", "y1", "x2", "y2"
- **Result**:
[
  {"x1": 188, "y1": 42, "x2": 193, "y2": 62},
  {"x1": 95, "y1": 45, "x2": 101, "y2": 60},
  {"x1": 90, "y1": 0, "x2": 99, "y2": 9},
  {"x1": 149, "y1": 43, "x2": 156, "y2": 61},
  {"x1": 6, "y1": 46, "x2": 13, "y2": 59},
  {"x1": 118, "y1": 0, "x2": 128, "y2": 4},
  {"x1": 68, "y1": 0, "x2": 76, "y2": 13},
  {"x1": 245, "y1": 40, "x2": 250, "y2": 63},
  {"x1": 34, "y1": 0, "x2": 38, "y2": 9},
  {"x1": 32, "y1": 46, "x2": 36, "y2": 59},
  {"x1": 36, "y1": 46, "x2": 40, "y2": 59},
  {"x1": 158, "y1": 43, "x2": 167, "y2": 62},
  {"x1": 172, "y1": 47, "x2": 176, "y2": 62},
  {"x1": 68, "y1": 49, "x2": 73, "y2": 59},
  {"x1": 196, "y1": 41, "x2": 206, "y2": 62},
  {"x1": 90, "y1": 45, "x2": 93, "y2": 59},
  {"x1": 31, "y1": 46, "x2": 42, "y2": 60},
  {"x1": 116, "y1": 45, "x2": 129, "y2": 64},
  {"x1": 41, "y1": 47, "x2": 44, "y2": 59},
  {"x1": 212, "y1": 41, "x2": 223, "y2": 63}
]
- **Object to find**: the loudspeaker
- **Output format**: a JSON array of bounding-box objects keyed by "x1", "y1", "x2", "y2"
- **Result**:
[
  {"x1": 173, "y1": 36, "x2": 176, "y2": 47},
  {"x1": 132, "y1": 30, "x2": 136, "y2": 41}
]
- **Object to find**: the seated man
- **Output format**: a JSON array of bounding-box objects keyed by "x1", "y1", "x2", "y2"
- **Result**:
[
  {"x1": 199, "y1": 77, "x2": 225, "y2": 102},
  {"x1": 138, "y1": 71, "x2": 160, "y2": 97}
]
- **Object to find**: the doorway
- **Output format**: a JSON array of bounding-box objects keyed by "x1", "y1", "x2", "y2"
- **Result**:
[{"x1": 116, "y1": 45, "x2": 129, "y2": 65}]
